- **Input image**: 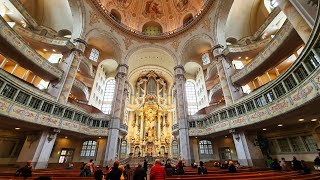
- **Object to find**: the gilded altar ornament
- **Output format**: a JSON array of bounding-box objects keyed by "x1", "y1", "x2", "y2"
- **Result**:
[{"x1": 126, "y1": 71, "x2": 174, "y2": 157}]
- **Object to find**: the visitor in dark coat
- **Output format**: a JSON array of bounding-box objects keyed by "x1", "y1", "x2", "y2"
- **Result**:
[
  {"x1": 106, "y1": 160, "x2": 123, "y2": 180},
  {"x1": 133, "y1": 164, "x2": 146, "y2": 180}
]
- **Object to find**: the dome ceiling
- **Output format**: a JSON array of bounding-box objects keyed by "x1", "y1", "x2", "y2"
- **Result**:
[{"x1": 97, "y1": 0, "x2": 205, "y2": 32}]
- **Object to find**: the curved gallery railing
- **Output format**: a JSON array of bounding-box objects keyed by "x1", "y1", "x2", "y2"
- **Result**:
[
  {"x1": 0, "y1": 16, "x2": 63, "y2": 81},
  {"x1": 73, "y1": 78, "x2": 90, "y2": 101},
  {"x1": 182, "y1": 10, "x2": 320, "y2": 136},
  {"x1": 7, "y1": 0, "x2": 39, "y2": 28},
  {"x1": 80, "y1": 56, "x2": 95, "y2": 78},
  {"x1": 0, "y1": 69, "x2": 111, "y2": 136},
  {"x1": 13, "y1": 25, "x2": 74, "y2": 51},
  {"x1": 231, "y1": 20, "x2": 303, "y2": 85},
  {"x1": 92, "y1": 0, "x2": 214, "y2": 40}
]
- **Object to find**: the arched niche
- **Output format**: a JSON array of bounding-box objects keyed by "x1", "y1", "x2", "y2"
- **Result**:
[
  {"x1": 58, "y1": 29, "x2": 72, "y2": 38},
  {"x1": 183, "y1": 13, "x2": 194, "y2": 26},
  {"x1": 110, "y1": 9, "x2": 121, "y2": 22},
  {"x1": 142, "y1": 21, "x2": 163, "y2": 35}
]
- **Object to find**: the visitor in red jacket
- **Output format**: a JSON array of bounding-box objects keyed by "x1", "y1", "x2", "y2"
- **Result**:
[{"x1": 150, "y1": 159, "x2": 166, "y2": 180}]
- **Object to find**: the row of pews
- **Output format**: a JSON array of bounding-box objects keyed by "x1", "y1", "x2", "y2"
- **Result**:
[{"x1": 0, "y1": 166, "x2": 320, "y2": 180}]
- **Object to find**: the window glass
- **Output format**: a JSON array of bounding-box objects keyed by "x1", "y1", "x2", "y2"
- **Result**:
[
  {"x1": 102, "y1": 80, "x2": 116, "y2": 114},
  {"x1": 80, "y1": 140, "x2": 97, "y2": 157},
  {"x1": 89, "y1": 48, "x2": 100, "y2": 62},
  {"x1": 202, "y1": 53, "x2": 210, "y2": 65},
  {"x1": 185, "y1": 81, "x2": 198, "y2": 115}
]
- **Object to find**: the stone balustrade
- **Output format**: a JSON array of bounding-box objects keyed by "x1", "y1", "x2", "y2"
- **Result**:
[
  {"x1": 0, "y1": 16, "x2": 63, "y2": 80},
  {"x1": 186, "y1": 13, "x2": 320, "y2": 136},
  {"x1": 0, "y1": 69, "x2": 111, "y2": 136},
  {"x1": 231, "y1": 20, "x2": 302, "y2": 85},
  {"x1": 73, "y1": 78, "x2": 90, "y2": 101},
  {"x1": 13, "y1": 25, "x2": 74, "y2": 51}
]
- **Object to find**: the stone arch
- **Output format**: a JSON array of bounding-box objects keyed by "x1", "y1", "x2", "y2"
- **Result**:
[
  {"x1": 68, "y1": 0, "x2": 85, "y2": 40},
  {"x1": 180, "y1": 33, "x2": 214, "y2": 66},
  {"x1": 124, "y1": 44, "x2": 178, "y2": 65},
  {"x1": 213, "y1": 0, "x2": 234, "y2": 46},
  {"x1": 110, "y1": 9, "x2": 122, "y2": 22},
  {"x1": 84, "y1": 28, "x2": 123, "y2": 63},
  {"x1": 183, "y1": 13, "x2": 194, "y2": 26}
]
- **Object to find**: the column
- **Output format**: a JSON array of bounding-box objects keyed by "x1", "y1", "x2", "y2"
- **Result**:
[
  {"x1": 0, "y1": 58, "x2": 8, "y2": 68},
  {"x1": 104, "y1": 64, "x2": 128, "y2": 166},
  {"x1": 289, "y1": 0, "x2": 318, "y2": 27},
  {"x1": 47, "y1": 38, "x2": 87, "y2": 104},
  {"x1": 17, "y1": 129, "x2": 59, "y2": 169},
  {"x1": 232, "y1": 132, "x2": 264, "y2": 167},
  {"x1": 277, "y1": 0, "x2": 312, "y2": 43},
  {"x1": 174, "y1": 65, "x2": 191, "y2": 165},
  {"x1": 212, "y1": 45, "x2": 243, "y2": 105}
]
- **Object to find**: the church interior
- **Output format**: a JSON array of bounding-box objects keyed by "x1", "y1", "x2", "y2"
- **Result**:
[{"x1": 0, "y1": 0, "x2": 320, "y2": 179}]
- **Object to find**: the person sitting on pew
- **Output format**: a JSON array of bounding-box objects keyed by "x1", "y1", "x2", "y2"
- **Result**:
[
  {"x1": 220, "y1": 161, "x2": 228, "y2": 169},
  {"x1": 15, "y1": 160, "x2": 32, "y2": 178},
  {"x1": 213, "y1": 162, "x2": 219, "y2": 167},
  {"x1": 176, "y1": 160, "x2": 184, "y2": 175},
  {"x1": 198, "y1": 161, "x2": 208, "y2": 175},
  {"x1": 228, "y1": 161, "x2": 237, "y2": 173},
  {"x1": 94, "y1": 165, "x2": 104, "y2": 180},
  {"x1": 64, "y1": 163, "x2": 74, "y2": 170},
  {"x1": 292, "y1": 156, "x2": 303, "y2": 170},
  {"x1": 165, "y1": 161, "x2": 174, "y2": 176},
  {"x1": 270, "y1": 159, "x2": 282, "y2": 170},
  {"x1": 280, "y1": 158, "x2": 287, "y2": 171},
  {"x1": 301, "y1": 160, "x2": 311, "y2": 174}
]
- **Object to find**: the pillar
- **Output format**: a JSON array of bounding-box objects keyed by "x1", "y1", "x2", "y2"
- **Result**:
[
  {"x1": 277, "y1": 0, "x2": 312, "y2": 43},
  {"x1": 212, "y1": 45, "x2": 243, "y2": 105},
  {"x1": 17, "y1": 129, "x2": 59, "y2": 169},
  {"x1": 174, "y1": 65, "x2": 191, "y2": 164},
  {"x1": 47, "y1": 38, "x2": 87, "y2": 104},
  {"x1": 289, "y1": 0, "x2": 318, "y2": 27},
  {"x1": 104, "y1": 64, "x2": 128, "y2": 166},
  {"x1": 232, "y1": 132, "x2": 264, "y2": 167}
]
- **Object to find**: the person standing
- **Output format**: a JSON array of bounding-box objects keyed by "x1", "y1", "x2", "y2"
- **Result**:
[
  {"x1": 143, "y1": 159, "x2": 148, "y2": 172},
  {"x1": 84, "y1": 159, "x2": 96, "y2": 176},
  {"x1": 133, "y1": 164, "x2": 147, "y2": 180},
  {"x1": 150, "y1": 159, "x2": 166, "y2": 180},
  {"x1": 106, "y1": 160, "x2": 123, "y2": 180},
  {"x1": 292, "y1": 156, "x2": 303, "y2": 170}
]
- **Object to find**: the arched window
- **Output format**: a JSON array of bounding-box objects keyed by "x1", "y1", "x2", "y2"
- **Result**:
[
  {"x1": 80, "y1": 140, "x2": 97, "y2": 157},
  {"x1": 185, "y1": 81, "x2": 198, "y2": 115},
  {"x1": 120, "y1": 141, "x2": 127, "y2": 159},
  {"x1": 101, "y1": 79, "x2": 116, "y2": 114},
  {"x1": 199, "y1": 140, "x2": 213, "y2": 159},
  {"x1": 142, "y1": 21, "x2": 163, "y2": 35},
  {"x1": 202, "y1": 53, "x2": 210, "y2": 65},
  {"x1": 172, "y1": 141, "x2": 178, "y2": 158},
  {"x1": 89, "y1": 48, "x2": 100, "y2": 62}
]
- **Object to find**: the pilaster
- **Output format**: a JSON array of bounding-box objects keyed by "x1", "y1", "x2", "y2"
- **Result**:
[{"x1": 47, "y1": 38, "x2": 87, "y2": 104}]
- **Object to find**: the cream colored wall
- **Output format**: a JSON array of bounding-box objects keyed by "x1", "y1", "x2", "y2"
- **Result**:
[
  {"x1": 0, "y1": 129, "x2": 25, "y2": 165},
  {"x1": 88, "y1": 65, "x2": 107, "y2": 110},
  {"x1": 189, "y1": 136, "x2": 238, "y2": 163},
  {"x1": 49, "y1": 137, "x2": 107, "y2": 166},
  {"x1": 226, "y1": 0, "x2": 268, "y2": 40},
  {"x1": 195, "y1": 68, "x2": 209, "y2": 110},
  {"x1": 20, "y1": 0, "x2": 44, "y2": 25}
]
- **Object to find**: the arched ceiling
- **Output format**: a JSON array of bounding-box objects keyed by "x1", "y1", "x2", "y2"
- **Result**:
[
  {"x1": 97, "y1": 0, "x2": 205, "y2": 32},
  {"x1": 127, "y1": 47, "x2": 176, "y2": 75},
  {"x1": 225, "y1": 0, "x2": 269, "y2": 40}
]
